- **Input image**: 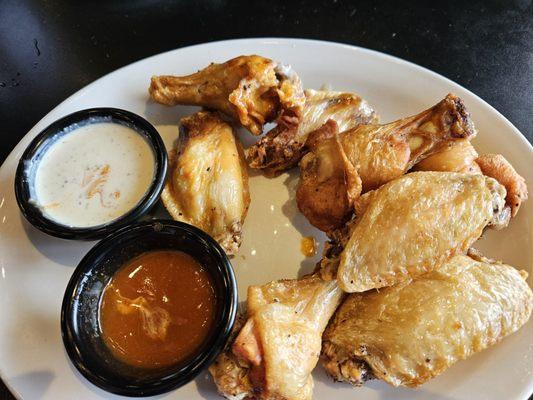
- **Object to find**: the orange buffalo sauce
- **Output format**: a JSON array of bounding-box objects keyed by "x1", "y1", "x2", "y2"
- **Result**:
[
  {"x1": 99, "y1": 250, "x2": 215, "y2": 369},
  {"x1": 300, "y1": 236, "x2": 317, "y2": 257}
]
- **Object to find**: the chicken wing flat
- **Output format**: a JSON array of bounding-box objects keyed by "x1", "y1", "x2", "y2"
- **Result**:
[
  {"x1": 414, "y1": 145, "x2": 527, "y2": 218},
  {"x1": 340, "y1": 93, "x2": 476, "y2": 192},
  {"x1": 336, "y1": 171, "x2": 508, "y2": 292},
  {"x1": 296, "y1": 120, "x2": 362, "y2": 233},
  {"x1": 247, "y1": 89, "x2": 377, "y2": 174},
  {"x1": 161, "y1": 111, "x2": 250, "y2": 255},
  {"x1": 209, "y1": 274, "x2": 344, "y2": 400},
  {"x1": 475, "y1": 154, "x2": 528, "y2": 217},
  {"x1": 322, "y1": 253, "x2": 533, "y2": 387},
  {"x1": 149, "y1": 55, "x2": 304, "y2": 135}
]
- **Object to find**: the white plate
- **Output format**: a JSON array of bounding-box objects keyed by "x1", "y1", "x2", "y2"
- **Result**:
[{"x1": 0, "y1": 38, "x2": 531, "y2": 400}]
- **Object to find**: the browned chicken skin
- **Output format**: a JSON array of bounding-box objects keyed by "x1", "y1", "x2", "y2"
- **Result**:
[
  {"x1": 475, "y1": 154, "x2": 528, "y2": 217},
  {"x1": 151, "y1": 57, "x2": 531, "y2": 399},
  {"x1": 247, "y1": 89, "x2": 377, "y2": 174},
  {"x1": 296, "y1": 120, "x2": 361, "y2": 233},
  {"x1": 412, "y1": 138, "x2": 481, "y2": 174},
  {"x1": 413, "y1": 144, "x2": 527, "y2": 218},
  {"x1": 335, "y1": 172, "x2": 508, "y2": 292},
  {"x1": 295, "y1": 94, "x2": 478, "y2": 233},
  {"x1": 160, "y1": 111, "x2": 250, "y2": 255},
  {"x1": 209, "y1": 274, "x2": 343, "y2": 400},
  {"x1": 149, "y1": 55, "x2": 305, "y2": 135},
  {"x1": 340, "y1": 93, "x2": 477, "y2": 192},
  {"x1": 322, "y1": 253, "x2": 532, "y2": 388},
  {"x1": 209, "y1": 315, "x2": 254, "y2": 400}
]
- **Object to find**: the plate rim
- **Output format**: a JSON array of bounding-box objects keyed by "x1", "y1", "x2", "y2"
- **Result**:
[
  {"x1": 1, "y1": 37, "x2": 532, "y2": 400},
  {"x1": 1, "y1": 37, "x2": 532, "y2": 174}
]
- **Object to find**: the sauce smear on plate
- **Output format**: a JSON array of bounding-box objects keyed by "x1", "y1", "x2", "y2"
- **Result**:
[
  {"x1": 99, "y1": 250, "x2": 215, "y2": 369},
  {"x1": 300, "y1": 236, "x2": 317, "y2": 257}
]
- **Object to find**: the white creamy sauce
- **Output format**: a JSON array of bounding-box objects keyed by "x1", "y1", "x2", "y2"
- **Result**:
[{"x1": 34, "y1": 122, "x2": 155, "y2": 227}]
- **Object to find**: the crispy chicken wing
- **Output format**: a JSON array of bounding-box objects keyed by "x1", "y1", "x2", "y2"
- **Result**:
[
  {"x1": 296, "y1": 120, "x2": 362, "y2": 233},
  {"x1": 209, "y1": 274, "x2": 344, "y2": 400},
  {"x1": 149, "y1": 55, "x2": 304, "y2": 135},
  {"x1": 335, "y1": 171, "x2": 508, "y2": 292},
  {"x1": 413, "y1": 138, "x2": 481, "y2": 174},
  {"x1": 209, "y1": 315, "x2": 253, "y2": 400},
  {"x1": 294, "y1": 95, "x2": 478, "y2": 234},
  {"x1": 475, "y1": 154, "x2": 528, "y2": 217},
  {"x1": 161, "y1": 111, "x2": 250, "y2": 255},
  {"x1": 340, "y1": 94, "x2": 477, "y2": 192},
  {"x1": 322, "y1": 253, "x2": 533, "y2": 387},
  {"x1": 247, "y1": 89, "x2": 377, "y2": 174},
  {"x1": 414, "y1": 145, "x2": 527, "y2": 217}
]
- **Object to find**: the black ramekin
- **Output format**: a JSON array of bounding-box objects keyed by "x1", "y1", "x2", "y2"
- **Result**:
[
  {"x1": 61, "y1": 220, "x2": 238, "y2": 397},
  {"x1": 14, "y1": 108, "x2": 167, "y2": 240}
]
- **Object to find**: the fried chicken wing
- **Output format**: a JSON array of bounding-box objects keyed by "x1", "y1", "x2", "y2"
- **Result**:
[
  {"x1": 161, "y1": 111, "x2": 250, "y2": 255},
  {"x1": 296, "y1": 120, "x2": 362, "y2": 233},
  {"x1": 414, "y1": 144, "x2": 527, "y2": 218},
  {"x1": 475, "y1": 154, "x2": 528, "y2": 217},
  {"x1": 209, "y1": 315, "x2": 253, "y2": 400},
  {"x1": 209, "y1": 274, "x2": 344, "y2": 400},
  {"x1": 322, "y1": 253, "x2": 533, "y2": 387},
  {"x1": 149, "y1": 55, "x2": 304, "y2": 135},
  {"x1": 336, "y1": 171, "x2": 508, "y2": 292},
  {"x1": 339, "y1": 94, "x2": 477, "y2": 192},
  {"x1": 247, "y1": 89, "x2": 377, "y2": 174},
  {"x1": 413, "y1": 138, "x2": 481, "y2": 174}
]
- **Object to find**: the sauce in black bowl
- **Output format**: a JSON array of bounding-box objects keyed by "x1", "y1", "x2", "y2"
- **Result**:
[
  {"x1": 14, "y1": 108, "x2": 167, "y2": 240},
  {"x1": 61, "y1": 220, "x2": 238, "y2": 397}
]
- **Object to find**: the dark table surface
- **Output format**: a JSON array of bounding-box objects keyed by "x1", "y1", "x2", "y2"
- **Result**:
[{"x1": 1, "y1": 0, "x2": 532, "y2": 399}]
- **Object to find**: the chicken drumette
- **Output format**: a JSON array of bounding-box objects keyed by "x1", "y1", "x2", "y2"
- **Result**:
[
  {"x1": 339, "y1": 93, "x2": 477, "y2": 192},
  {"x1": 296, "y1": 94, "x2": 478, "y2": 232},
  {"x1": 150, "y1": 55, "x2": 305, "y2": 135},
  {"x1": 296, "y1": 120, "x2": 362, "y2": 233},
  {"x1": 247, "y1": 89, "x2": 377, "y2": 174},
  {"x1": 209, "y1": 274, "x2": 343, "y2": 400}
]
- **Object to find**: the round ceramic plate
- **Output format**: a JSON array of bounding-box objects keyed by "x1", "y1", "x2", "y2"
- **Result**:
[{"x1": 0, "y1": 38, "x2": 531, "y2": 400}]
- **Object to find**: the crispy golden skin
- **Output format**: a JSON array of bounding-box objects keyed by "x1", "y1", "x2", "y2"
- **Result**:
[
  {"x1": 475, "y1": 154, "x2": 528, "y2": 217},
  {"x1": 161, "y1": 111, "x2": 250, "y2": 255},
  {"x1": 149, "y1": 55, "x2": 304, "y2": 135},
  {"x1": 209, "y1": 274, "x2": 343, "y2": 400},
  {"x1": 247, "y1": 89, "x2": 377, "y2": 174},
  {"x1": 336, "y1": 172, "x2": 507, "y2": 292},
  {"x1": 296, "y1": 120, "x2": 362, "y2": 233},
  {"x1": 414, "y1": 145, "x2": 527, "y2": 218},
  {"x1": 413, "y1": 138, "x2": 481, "y2": 174},
  {"x1": 209, "y1": 315, "x2": 253, "y2": 400},
  {"x1": 294, "y1": 95, "x2": 478, "y2": 234},
  {"x1": 322, "y1": 254, "x2": 533, "y2": 387},
  {"x1": 340, "y1": 94, "x2": 476, "y2": 192}
]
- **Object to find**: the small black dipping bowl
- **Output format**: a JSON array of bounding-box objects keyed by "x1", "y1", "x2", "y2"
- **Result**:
[
  {"x1": 61, "y1": 220, "x2": 238, "y2": 397},
  {"x1": 14, "y1": 108, "x2": 167, "y2": 240}
]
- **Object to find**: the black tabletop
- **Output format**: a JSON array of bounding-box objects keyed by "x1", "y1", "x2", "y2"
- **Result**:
[{"x1": 1, "y1": 0, "x2": 532, "y2": 399}]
